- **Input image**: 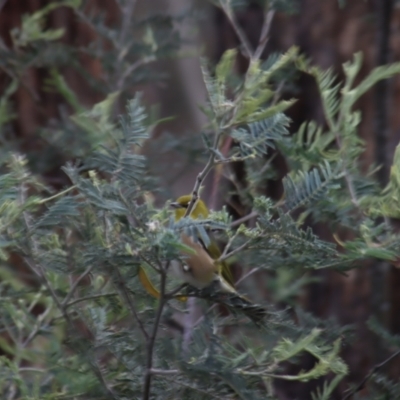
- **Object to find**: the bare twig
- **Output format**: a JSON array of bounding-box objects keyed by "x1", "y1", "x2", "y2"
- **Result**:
[
  {"x1": 221, "y1": 1, "x2": 275, "y2": 63},
  {"x1": 22, "y1": 304, "x2": 53, "y2": 347},
  {"x1": 253, "y1": 9, "x2": 275, "y2": 62},
  {"x1": 62, "y1": 264, "x2": 95, "y2": 307},
  {"x1": 91, "y1": 360, "x2": 119, "y2": 399},
  {"x1": 114, "y1": 266, "x2": 149, "y2": 340},
  {"x1": 342, "y1": 349, "x2": 400, "y2": 400},
  {"x1": 117, "y1": 56, "x2": 156, "y2": 90},
  {"x1": 37, "y1": 186, "x2": 76, "y2": 204},
  {"x1": 230, "y1": 211, "x2": 259, "y2": 228},
  {"x1": 23, "y1": 256, "x2": 72, "y2": 324},
  {"x1": 143, "y1": 265, "x2": 168, "y2": 400},
  {"x1": 119, "y1": 0, "x2": 138, "y2": 44},
  {"x1": 65, "y1": 292, "x2": 118, "y2": 308},
  {"x1": 182, "y1": 297, "x2": 197, "y2": 354},
  {"x1": 165, "y1": 283, "x2": 188, "y2": 299},
  {"x1": 219, "y1": 231, "x2": 240, "y2": 260},
  {"x1": 218, "y1": 237, "x2": 253, "y2": 263},
  {"x1": 184, "y1": 132, "x2": 223, "y2": 217},
  {"x1": 150, "y1": 368, "x2": 179, "y2": 376},
  {"x1": 220, "y1": 1, "x2": 253, "y2": 59},
  {"x1": 235, "y1": 267, "x2": 260, "y2": 286}
]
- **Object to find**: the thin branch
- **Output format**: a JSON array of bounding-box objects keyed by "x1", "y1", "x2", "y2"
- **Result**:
[
  {"x1": 218, "y1": 237, "x2": 253, "y2": 263},
  {"x1": 22, "y1": 304, "x2": 53, "y2": 347},
  {"x1": 114, "y1": 266, "x2": 148, "y2": 340},
  {"x1": 219, "y1": 231, "x2": 239, "y2": 260},
  {"x1": 184, "y1": 131, "x2": 223, "y2": 217},
  {"x1": 117, "y1": 55, "x2": 156, "y2": 90},
  {"x1": 140, "y1": 255, "x2": 161, "y2": 273},
  {"x1": 342, "y1": 349, "x2": 400, "y2": 400},
  {"x1": 65, "y1": 292, "x2": 118, "y2": 308},
  {"x1": 142, "y1": 265, "x2": 168, "y2": 400},
  {"x1": 230, "y1": 211, "x2": 259, "y2": 228},
  {"x1": 91, "y1": 360, "x2": 119, "y2": 400},
  {"x1": 165, "y1": 283, "x2": 188, "y2": 299},
  {"x1": 220, "y1": 1, "x2": 253, "y2": 59},
  {"x1": 235, "y1": 267, "x2": 260, "y2": 286},
  {"x1": 182, "y1": 297, "x2": 197, "y2": 354},
  {"x1": 37, "y1": 186, "x2": 76, "y2": 204},
  {"x1": 19, "y1": 184, "x2": 69, "y2": 320},
  {"x1": 119, "y1": 0, "x2": 138, "y2": 44},
  {"x1": 62, "y1": 264, "x2": 95, "y2": 307},
  {"x1": 150, "y1": 368, "x2": 179, "y2": 376},
  {"x1": 23, "y1": 256, "x2": 71, "y2": 322},
  {"x1": 18, "y1": 367, "x2": 46, "y2": 373},
  {"x1": 253, "y1": 9, "x2": 275, "y2": 62}
]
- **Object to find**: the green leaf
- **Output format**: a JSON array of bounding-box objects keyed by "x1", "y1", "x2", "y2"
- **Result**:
[
  {"x1": 11, "y1": 0, "x2": 81, "y2": 47},
  {"x1": 216, "y1": 49, "x2": 237, "y2": 85}
]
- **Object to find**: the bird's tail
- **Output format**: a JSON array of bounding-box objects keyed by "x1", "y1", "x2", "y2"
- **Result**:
[{"x1": 189, "y1": 276, "x2": 267, "y2": 324}]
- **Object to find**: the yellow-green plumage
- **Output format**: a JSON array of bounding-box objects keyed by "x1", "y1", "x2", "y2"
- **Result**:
[
  {"x1": 171, "y1": 195, "x2": 234, "y2": 288},
  {"x1": 138, "y1": 194, "x2": 266, "y2": 322}
]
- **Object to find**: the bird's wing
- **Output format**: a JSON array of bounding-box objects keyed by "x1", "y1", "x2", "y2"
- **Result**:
[{"x1": 197, "y1": 235, "x2": 235, "y2": 287}]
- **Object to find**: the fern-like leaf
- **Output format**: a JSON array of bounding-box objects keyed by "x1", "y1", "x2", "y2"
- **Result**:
[{"x1": 283, "y1": 161, "x2": 342, "y2": 212}]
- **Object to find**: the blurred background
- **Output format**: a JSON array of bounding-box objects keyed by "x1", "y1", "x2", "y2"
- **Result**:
[{"x1": 1, "y1": 0, "x2": 400, "y2": 397}]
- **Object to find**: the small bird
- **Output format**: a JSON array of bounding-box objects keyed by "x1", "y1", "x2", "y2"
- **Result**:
[
  {"x1": 169, "y1": 194, "x2": 234, "y2": 289},
  {"x1": 138, "y1": 194, "x2": 233, "y2": 299},
  {"x1": 139, "y1": 194, "x2": 266, "y2": 322}
]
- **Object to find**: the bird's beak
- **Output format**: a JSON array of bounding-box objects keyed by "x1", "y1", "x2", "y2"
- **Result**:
[{"x1": 170, "y1": 202, "x2": 182, "y2": 209}]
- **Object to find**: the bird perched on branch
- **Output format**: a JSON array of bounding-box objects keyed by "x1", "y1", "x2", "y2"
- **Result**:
[
  {"x1": 169, "y1": 194, "x2": 234, "y2": 289},
  {"x1": 138, "y1": 194, "x2": 266, "y2": 322}
]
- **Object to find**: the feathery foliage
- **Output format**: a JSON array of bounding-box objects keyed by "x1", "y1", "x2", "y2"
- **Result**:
[{"x1": 1, "y1": 0, "x2": 400, "y2": 399}]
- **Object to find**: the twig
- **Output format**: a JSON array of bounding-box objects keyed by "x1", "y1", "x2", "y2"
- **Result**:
[
  {"x1": 65, "y1": 292, "x2": 118, "y2": 308},
  {"x1": 218, "y1": 237, "x2": 253, "y2": 263},
  {"x1": 37, "y1": 186, "x2": 76, "y2": 204},
  {"x1": 235, "y1": 267, "x2": 260, "y2": 286},
  {"x1": 253, "y1": 9, "x2": 275, "y2": 62},
  {"x1": 61, "y1": 264, "x2": 95, "y2": 307},
  {"x1": 230, "y1": 211, "x2": 258, "y2": 228},
  {"x1": 119, "y1": 0, "x2": 138, "y2": 44},
  {"x1": 117, "y1": 56, "x2": 156, "y2": 90},
  {"x1": 342, "y1": 349, "x2": 400, "y2": 400},
  {"x1": 182, "y1": 297, "x2": 197, "y2": 354},
  {"x1": 114, "y1": 266, "x2": 148, "y2": 341},
  {"x1": 140, "y1": 255, "x2": 161, "y2": 273},
  {"x1": 142, "y1": 265, "x2": 168, "y2": 400},
  {"x1": 22, "y1": 304, "x2": 52, "y2": 347},
  {"x1": 220, "y1": 1, "x2": 252, "y2": 59},
  {"x1": 219, "y1": 231, "x2": 240, "y2": 260},
  {"x1": 23, "y1": 256, "x2": 72, "y2": 323},
  {"x1": 165, "y1": 283, "x2": 188, "y2": 299},
  {"x1": 91, "y1": 360, "x2": 119, "y2": 399},
  {"x1": 184, "y1": 132, "x2": 223, "y2": 217},
  {"x1": 19, "y1": 184, "x2": 69, "y2": 320},
  {"x1": 150, "y1": 368, "x2": 179, "y2": 376}
]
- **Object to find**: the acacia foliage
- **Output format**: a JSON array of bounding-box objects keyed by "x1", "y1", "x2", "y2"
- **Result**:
[{"x1": 1, "y1": 1, "x2": 400, "y2": 399}]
